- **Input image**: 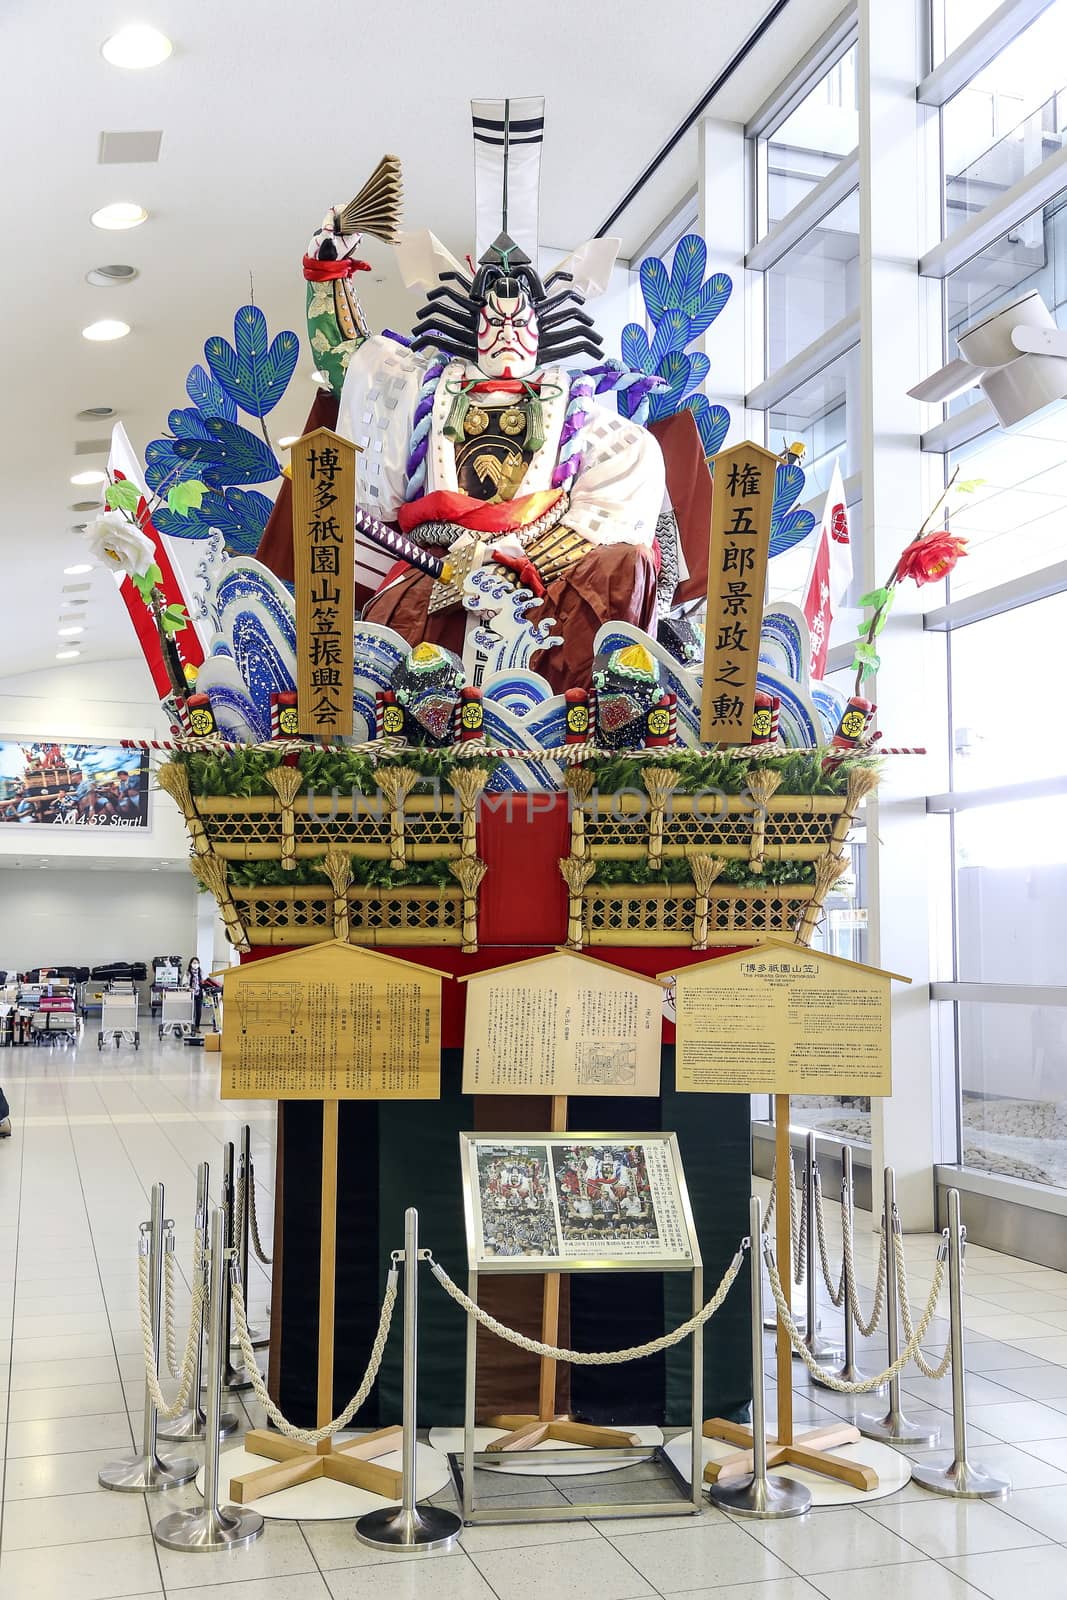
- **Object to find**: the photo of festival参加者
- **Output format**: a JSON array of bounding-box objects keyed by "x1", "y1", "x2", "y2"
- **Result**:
[
  {"x1": 476, "y1": 1145, "x2": 558, "y2": 1260},
  {"x1": 554, "y1": 1143, "x2": 660, "y2": 1245}
]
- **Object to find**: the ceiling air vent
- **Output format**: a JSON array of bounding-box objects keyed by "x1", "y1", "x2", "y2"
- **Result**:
[
  {"x1": 70, "y1": 500, "x2": 100, "y2": 512},
  {"x1": 98, "y1": 130, "x2": 163, "y2": 164},
  {"x1": 86, "y1": 264, "x2": 138, "y2": 287},
  {"x1": 76, "y1": 406, "x2": 115, "y2": 421},
  {"x1": 74, "y1": 438, "x2": 111, "y2": 455},
  {"x1": 62, "y1": 583, "x2": 92, "y2": 594}
]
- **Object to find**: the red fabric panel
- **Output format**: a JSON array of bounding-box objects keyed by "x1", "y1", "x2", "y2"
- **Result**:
[
  {"x1": 255, "y1": 391, "x2": 340, "y2": 583},
  {"x1": 649, "y1": 409, "x2": 713, "y2": 608}
]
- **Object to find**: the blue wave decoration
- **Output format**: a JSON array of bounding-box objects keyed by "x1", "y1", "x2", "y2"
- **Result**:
[{"x1": 204, "y1": 306, "x2": 299, "y2": 419}]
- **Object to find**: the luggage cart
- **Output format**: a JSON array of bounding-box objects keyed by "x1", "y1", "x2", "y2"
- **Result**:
[
  {"x1": 159, "y1": 985, "x2": 194, "y2": 1041},
  {"x1": 98, "y1": 983, "x2": 140, "y2": 1050}
]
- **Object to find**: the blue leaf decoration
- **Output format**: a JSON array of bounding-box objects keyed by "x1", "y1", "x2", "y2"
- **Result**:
[
  {"x1": 145, "y1": 436, "x2": 213, "y2": 492},
  {"x1": 168, "y1": 406, "x2": 213, "y2": 441},
  {"x1": 682, "y1": 394, "x2": 730, "y2": 460},
  {"x1": 639, "y1": 256, "x2": 670, "y2": 323},
  {"x1": 648, "y1": 351, "x2": 693, "y2": 421},
  {"x1": 669, "y1": 234, "x2": 707, "y2": 309},
  {"x1": 171, "y1": 417, "x2": 280, "y2": 488},
  {"x1": 649, "y1": 309, "x2": 690, "y2": 369},
  {"x1": 770, "y1": 506, "x2": 817, "y2": 559},
  {"x1": 772, "y1": 461, "x2": 806, "y2": 521},
  {"x1": 153, "y1": 487, "x2": 272, "y2": 557},
  {"x1": 621, "y1": 322, "x2": 651, "y2": 373},
  {"x1": 204, "y1": 306, "x2": 299, "y2": 419},
  {"x1": 686, "y1": 272, "x2": 732, "y2": 338},
  {"x1": 186, "y1": 363, "x2": 237, "y2": 421},
  {"x1": 688, "y1": 350, "x2": 710, "y2": 389}
]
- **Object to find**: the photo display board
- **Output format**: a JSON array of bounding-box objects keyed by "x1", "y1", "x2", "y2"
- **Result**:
[
  {"x1": 461, "y1": 1131, "x2": 699, "y2": 1273},
  {"x1": 0, "y1": 741, "x2": 149, "y2": 828},
  {"x1": 221, "y1": 940, "x2": 441, "y2": 1101}
]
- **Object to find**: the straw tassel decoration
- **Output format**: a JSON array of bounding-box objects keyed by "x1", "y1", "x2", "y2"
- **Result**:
[
  {"x1": 156, "y1": 762, "x2": 211, "y2": 859},
  {"x1": 323, "y1": 849, "x2": 354, "y2": 942},
  {"x1": 795, "y1": 852, "x2": 851, "y2": 945},
  {"x1": 564, "y1": 766, "x2": 596, "y2": 859},
  {"x1": 450, "y1": 856, "x2": 487, "y2": 952},
  {"x1": 450, "y1": 765, "x2": 490, "y2": 858},
  {"x1": 745, "y1": 768, "x2": 783, "y2": 874},
  {"x1": 265, "y1": 766, "x2": 305, "y2": 872},
  {"x1": 642, "y1": 767, "x2": 681, "y2": 871},
  {"x1": 376, "y1": 766, "x2": 419, "y2": 869},
  {"x1": 830, "y1": 765, "x2": 881, "y2": 852},
  {"x1": 559, "y1": 856, "x2": 596, "y2": 949},
  {"x1": 189, "y1": 853, "x2": 249, "y2": 953},
  {"x1": 687, "y1": 852, "x2": 727, "y2": 950}
]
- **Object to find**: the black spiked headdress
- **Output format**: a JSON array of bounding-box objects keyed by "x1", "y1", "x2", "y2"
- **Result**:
[{"x1": 409, "y1": 229, "x2": 605, "y2": 367}]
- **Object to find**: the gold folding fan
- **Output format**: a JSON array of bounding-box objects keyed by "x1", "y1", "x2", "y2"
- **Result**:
[{"x1": 336, "y1": 154, "x2": 404, "y2": 244}]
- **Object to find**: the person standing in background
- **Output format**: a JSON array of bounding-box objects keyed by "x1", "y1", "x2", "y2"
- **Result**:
[
  {"x1": 187, "y1": 957, "x2": 203, "y2": 1033},
  {"x1": 0, "y1": 1083, "x2": 10, "y2": 1138}
]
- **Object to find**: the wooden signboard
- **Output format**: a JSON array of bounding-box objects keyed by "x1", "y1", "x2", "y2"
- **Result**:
[
  {"x1": 220, "y1": 940, "x2": 442, "y2": 1101},
  {"x1": 700, "y1": 440, "x2": 779, "y2": 744},
  {"x1": 665, "y1": 938, "x2": 908, "y2": 1098},
  {"x1": 459, "y1": 951, "x2": 661, "y2": 1098},
  {"x1": 292, "y1": 427, "x2": 357, "y2": 739}
]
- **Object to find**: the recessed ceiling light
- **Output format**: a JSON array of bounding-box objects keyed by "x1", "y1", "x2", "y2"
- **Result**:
[
  {"x1": 64, "y1": 564, "x2": 93, "y2": 575},
  {"x1": 101, "y1": 24, "x2": 173, "y2": 69},
  {"x1": 90, "y1": 202, "x2": 148, "y2": 231},
  {"x1": 76, "y1": 406, "x2": 115, "y2": 421},
  {"x1": 70, "y1": 469, "x2": 106, "y2": 486},
  {"x1": 82, "y1": 319, "x2": 130, "y2": 342},
  {"x1": 86, "y1": 264, "x2": 138, "y2": 287},
  {"x1": 55, "y1": 650, "x2": 81, "y2": 661},
  {"x1": 58, "y1": 626, "x2": 84, "y2": 638}
]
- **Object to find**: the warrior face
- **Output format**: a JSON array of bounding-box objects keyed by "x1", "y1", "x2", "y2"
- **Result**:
[{"x1": 476, "y1": 278, "x2": 539, "y2": 379}]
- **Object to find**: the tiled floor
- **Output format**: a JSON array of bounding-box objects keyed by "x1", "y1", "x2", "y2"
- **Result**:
[{"x1": 4, "y1": 1038, "x2": 1067, "y2": 1598}]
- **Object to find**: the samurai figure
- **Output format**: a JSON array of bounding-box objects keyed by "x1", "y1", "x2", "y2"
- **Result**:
[{"x1": 259, "y1": 99, "x2": 666, "y2": 692}]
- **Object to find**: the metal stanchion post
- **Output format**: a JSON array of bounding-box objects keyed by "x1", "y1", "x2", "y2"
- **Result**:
[
  {"x1": 160, "y1": 1162, "x2": 238, "y2": 1444},
  {"x1": 219, "y1": 1141, "x2": 254, "y2": 1393},
  {"x1": 709, "y1": 1196, "x2": 810, "y2": 1518},
  {"x1": 99, "y1": 1182, "x2": 198, "y2": 1492},
  {"x1": 155, "y1": 1206, "x2": 265, "y2": 1551},
  {"x1": 815, "y1": 1145, "x2": 872, "y2": 1390},
  {"x1": 802, "y1": 1133, "x2": 842, "y2": 1365},
  {"x1": 355, "y1": 1208, "x2": 462, "y2": 1552},
  {"x1": 234, "y1": 1125, "x2": 268, "y2": 1352},
  {"x1": 859, "y1": 1167, "x2": 939, "y2": 1445},
  {"x1": 912, "y1": 1190, "x2": 1010, "y2": 1500}
]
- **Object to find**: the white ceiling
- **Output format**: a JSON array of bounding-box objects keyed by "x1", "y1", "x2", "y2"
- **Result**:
[{"x1": 0, "y1": 0, "x2": 844, "y2": 688}]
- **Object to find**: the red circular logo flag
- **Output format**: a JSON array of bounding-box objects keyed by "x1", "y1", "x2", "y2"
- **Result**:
[{"x1": 830, "y1": 504, "x2": 849, "y2": 543}]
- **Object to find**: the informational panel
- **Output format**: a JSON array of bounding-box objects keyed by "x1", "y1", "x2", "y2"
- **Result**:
[
  {"x1": 700, "y1": 440, "x2": 779, "y2": 744},
  {"x1": 0, "y1": 740, "x2": 149, "y2": 828},
  {"x1": 461, "y1": 1131, "x2": 699, "y2": 1273},
  {"x1": 670, "y1": 941, "x2": 899, "y2": 1097},
  {"x1": 292, "y1": 427, "x2": 357, "y2": 739},
  {"x1": 221, "y1": 939, "x2": 441, "y2": 1100},
  {"x1": 460, "y1": 951, "x2": 661, "y2": 1097}
]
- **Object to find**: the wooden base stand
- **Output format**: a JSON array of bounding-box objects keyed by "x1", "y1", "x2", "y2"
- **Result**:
[
  {"x1": 700, "y1": 1093, "x2": 879, "y2": 1496},
  {"x1": 230, "y1": 1425, "x2": 403, "y2": 1503},
  {"x1": 700, "y1": 1418, "x2": 876, "y2": 1492}
]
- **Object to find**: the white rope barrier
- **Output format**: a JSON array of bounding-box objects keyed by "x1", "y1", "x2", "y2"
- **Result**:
[
  {"x1": 896, "y1": 1234, "x2": 954, "y2": 1381},
  {"x1": 236, "y1": 1170, "x2": 272, "y2": 1268},
  {"x1": 138, "y1": 1246, "x2": 207, "y2": 1421},
  {"x1": 229, "y1": 1264, "x2": 397, "y2": 1446},
  {"x1": 426, "y1": 1245, "x2": 747, "y2": 1363},
  {"x1": 813, "y1": 1166, "x2": 846, "y2": 1306}
]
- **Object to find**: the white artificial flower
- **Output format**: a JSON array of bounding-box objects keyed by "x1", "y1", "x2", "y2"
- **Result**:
[{"x1": 84, "y1": 509, "x2": 156, "y2": 578}]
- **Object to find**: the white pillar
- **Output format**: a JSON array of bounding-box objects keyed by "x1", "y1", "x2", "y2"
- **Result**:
[
  {"x1": 698, "y1": 118, "x2": 760, "y2": 445},
  {"x1": 857, "y1": 0, "x2": 948, "y2": 1229},
  {"x1": 195, "y1": 891, "x2": 222, "y2": 974}
]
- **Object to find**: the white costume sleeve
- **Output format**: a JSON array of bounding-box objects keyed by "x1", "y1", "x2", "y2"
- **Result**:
[{"x1": 564, "y1": 404, "x2": 666, "y2": 548}]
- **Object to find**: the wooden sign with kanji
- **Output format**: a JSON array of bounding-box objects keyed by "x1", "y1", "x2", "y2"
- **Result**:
[
  {"x1": 700, "y1": 441, "x2": 779, "y2": 744},
  {"x1": 292, "y1": 427, "x2": 357, "y2": 739}
]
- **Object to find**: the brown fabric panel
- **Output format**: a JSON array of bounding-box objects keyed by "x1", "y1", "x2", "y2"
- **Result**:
[
  {"x1": 363, "y1": 543, "x2": 659, "y2": 694},
  {"x1": 649, "y1": 410, "x2": 712, "y2": 608},
  {"x1": 255, "y1": 391, "x2": 340, "y2": 584},
  {"x1": 473, "y1": 1094, "x2": 571, "y2": 1422}
]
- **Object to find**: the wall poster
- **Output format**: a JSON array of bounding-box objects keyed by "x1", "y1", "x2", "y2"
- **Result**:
[
  {"x1": 0, "y1": 741, "x2": 150, "y2": 828},
  {"x1": 460, "y1": 1131, "x2": 699, "y2": 1273}
]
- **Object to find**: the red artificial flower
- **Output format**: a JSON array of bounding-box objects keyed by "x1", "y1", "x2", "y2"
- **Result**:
[{"x1": 895, "y1": 531, "x2": 968, "y2": 587}]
